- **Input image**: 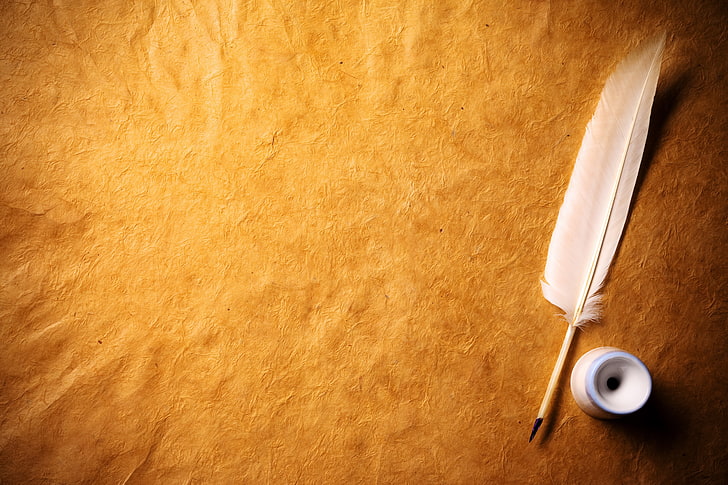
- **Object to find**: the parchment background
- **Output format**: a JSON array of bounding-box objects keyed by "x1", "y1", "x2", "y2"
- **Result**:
[{"x1": 1, "y1": 0, "x2": 726, "y2": 483}]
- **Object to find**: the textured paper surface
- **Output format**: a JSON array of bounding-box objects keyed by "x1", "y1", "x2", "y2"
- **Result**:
[{"x1": 1, "y1": 0, "x2": 726, "y2": 483}]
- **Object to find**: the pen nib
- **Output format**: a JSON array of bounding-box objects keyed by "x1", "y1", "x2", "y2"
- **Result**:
[{"x1": 529, "y1": 418, "x2": 543, "y2": 442}]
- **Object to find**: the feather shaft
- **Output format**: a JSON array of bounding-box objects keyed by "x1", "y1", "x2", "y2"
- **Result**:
[
  {"x1": 529, "y1": 34, "x2": 665, "y2": 441},
  {"x1": 529, "y1": 324, "x2": 576, "y2": 442}
]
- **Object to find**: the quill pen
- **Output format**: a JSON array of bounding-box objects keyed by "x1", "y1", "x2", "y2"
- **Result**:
[{"x1": 529, "y1": 34, "x2": 666, "y2": 442}]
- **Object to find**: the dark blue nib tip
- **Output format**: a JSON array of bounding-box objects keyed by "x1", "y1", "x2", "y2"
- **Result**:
[{"x1": 529, "y1": 418, "x2": 543, "y2": 443}]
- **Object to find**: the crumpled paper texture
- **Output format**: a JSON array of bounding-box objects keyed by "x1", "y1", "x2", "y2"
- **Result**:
[{"x1": 1, "y1": 0, "x2": 726, "y2": 483}]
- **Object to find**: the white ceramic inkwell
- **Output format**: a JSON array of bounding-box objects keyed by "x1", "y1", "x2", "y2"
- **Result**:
[{"x1": 570, "y1": 347, "x2": 652, "y2": 419}]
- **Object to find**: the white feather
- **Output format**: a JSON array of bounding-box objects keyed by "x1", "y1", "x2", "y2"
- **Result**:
[
  {"x1": 541, "y1": 34, "x2": 666, "y2": 326},
  {"x1": 530, "y1": 34, "x2": 667, "y2": 442}
]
